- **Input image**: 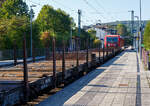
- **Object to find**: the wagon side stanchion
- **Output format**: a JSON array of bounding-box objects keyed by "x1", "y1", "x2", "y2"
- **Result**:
[
  {"x1": 62, "y1": 39, "x2": 66, "y2": 85},
  {"x1": 13, "y1": 40, "x2": 17, "y2": 66},
  {"x1": 103, "y1": 45, "x2": 105, "y2": 63},
  {"x1": 115, "y1": 48, "x2": 117, "y2": 55},
  {"x1": 52, "y1": 37, "x2": 56, "y2": 88},
  {"x1": 98, "y1": 43, "x2": 101, "y2": 63},
  {"x1": 146, "y1": 51, "x2": 149, "y2": 70},
  {"x1": 111, "y1": 48, "x2": 113, "y2": 57},
  {"x1": 110, "y1": 48, "x2": 111, "y2": 57},
  {"x1": 113, "y1": 48, "x2": 115, "y2": 57},
  {"x1": 23, "y1": 33, "x2": 29, "y2": 103},
  {"x1": 32, "y1": 42, "x2": 35, "y2": 63},
  {"x1": 106, "y1": 44, "x2": 108, "y2": 59},
  {"x1": 86, "y1": 38, "x2": 89, "y2": 73},
  {"x1": 148, "y1": 51, "x2": 150, "y2": 70},
  {"x1": 44, "y1": 32, "x2": 50, "y2": 60},
  {"x1": 45, "y1": 36, "x2": 50, "y2": 60},
  {"x1": 73, "y1": 36, "x2": 79, "y2": 76},
  {"x1": 76, "y1": 37, "x2": 79, "y2": 68}
]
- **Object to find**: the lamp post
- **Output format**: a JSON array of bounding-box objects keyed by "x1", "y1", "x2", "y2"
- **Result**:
[
  {"x1": 30, "y1": 5, "x2": 36, "y2": 57},
  {"x1": 70, "y1": 19, "x2": 73, "y2": 51},
  {"x1": 139, "y1": 0, "x2": 142, "y2": 59},
  {"x1": 134, "y1": 16, "x2": 140, "y2": 52},
  {"x1": 128, "y1": 10, "x2": 134, "y2": 49}
]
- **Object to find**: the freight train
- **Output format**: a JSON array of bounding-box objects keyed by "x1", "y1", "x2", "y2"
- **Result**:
[{"x1": 104, "y1": 35, "x2": 124, "y2": 48}]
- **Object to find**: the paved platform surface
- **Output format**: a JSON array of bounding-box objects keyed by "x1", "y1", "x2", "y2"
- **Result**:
[{"x1": 37, "y1": 49, "x2": 150, "y2": 106}]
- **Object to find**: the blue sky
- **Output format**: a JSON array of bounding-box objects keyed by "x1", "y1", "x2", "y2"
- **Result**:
[{"x1": 25, "y1": 0, "x2": 150, "y2": 26}]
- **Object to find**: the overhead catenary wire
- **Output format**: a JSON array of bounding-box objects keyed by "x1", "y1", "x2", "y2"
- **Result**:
[
  {"x1": 82, "y1": 0, "x2": 111, "y2": 22},
  {"x1": 50, "y1": 0, "x2": 96, "y2": 27},
  {"x1": 50, "y1": 0, "x2": 81, "y2": 26},
  {"x1": 83, "y1": 0, "x2": 103, "y2": 18},
  {"x1": 26, "y1": 0, "x2": 111, "y2": 26},
  {"x1": 83, "y1": 0, "x2": 101, "y2": 14},
  {"x1": 26, "y1": 0, "x2": 127, "y2": 23},
  {"x1": 51, "y1": 0, "x2": 76, "y2": 12},
  {"x1": 82, "y1": 11, "x2": 101, "y2": 25},
  {"x1": 27, "y1": 0, "x2": 42, "y2": 6},
  {"x1": 27, "y1": 0, "x2": 104, "y2": 24},
  {"x1": 94, "y1": 0, "x2": 131, "y2": 21},
  {"x1": 94, "y1": 0, "x2": 116, "y2": 21},
  {"x1": 27, "y1": 0, "x2": 76, "y2": 13}
]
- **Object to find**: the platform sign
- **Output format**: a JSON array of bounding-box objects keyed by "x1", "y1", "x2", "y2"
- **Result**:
[
  {"x1": 133, "y1": 30, "x2": 137, "y2": 33},
  {"x1": 141, "y1": 44, "x2": 144, "y2": 47},
  {"x1": 136, "y1": 37, "x2": 139, "y2": 40}
]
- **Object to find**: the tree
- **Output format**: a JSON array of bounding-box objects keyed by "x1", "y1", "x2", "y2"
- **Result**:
[
  {"x1": 88, "y1": 29, "x2": 97, "y2": 39},
  {"x1": 36, "y1": 5, "x2": 55, "y2": 32},
  {"x1": 55, "y1": 8, "x2": 71, "y2": 47},
  {"x1": 0, "y1": 18, "x2": 11, "y2": 49},
  {"x1": 0, "y1": 16, "x2": 30, "y2": 49},
  {"x1": 117, "y1": 24, "x2": 132, "y2": 45},
  {"x1": 0, "y1": 0, "x2": 29, "y2": 19},
  {"x1": 40, "y1": 31, "x2": 54, "y2": 60},
  {"x1": 31, "y1": 21, "x2": 42, "y2": 48},
  {"x1": 0, "y1": 0, "x2": 31, "y2": 49},
  {"x1": 117, "y1": 24, "x2": 128, "y2": 36},
  {"x1": 36, "y1": 5, "x2": 72, "y2": 47},
  {"x1": 40, "y1": 31, "x2": 54, "y2": 47},
  {"x1": 143, "y1": 21, "x2": 150, "y2": 50},
  {"x1": 0, "y1": 0, "x2": 6, "y2": 7},
  {"x1": 93, "y1": 39, "x2": 101, "y2": 47}
]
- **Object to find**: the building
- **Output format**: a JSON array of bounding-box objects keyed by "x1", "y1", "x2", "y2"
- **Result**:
[{"x1": 83, "y1": 24, "x2": 112, "y2": 48}]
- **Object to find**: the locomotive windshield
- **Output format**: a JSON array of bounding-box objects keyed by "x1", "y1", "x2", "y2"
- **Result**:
[{"x1": 107, "y1": 37, "x2": 118, "y2": 43}]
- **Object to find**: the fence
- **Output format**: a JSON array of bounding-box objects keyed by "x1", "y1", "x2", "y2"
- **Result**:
[
  {"x1": 0, "y1": 48, "x2": 46, "y2": 61},
  {"x1": 142, "y1": 48, "x2": 150, "y2": 70},
  {"x1": 0, "y1": 35, "x2": 122, "y2": 106}
]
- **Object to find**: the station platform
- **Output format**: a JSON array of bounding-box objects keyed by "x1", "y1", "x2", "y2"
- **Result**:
[{"x1": 37, "y1": 49, "x2": 150, "y2": 106}]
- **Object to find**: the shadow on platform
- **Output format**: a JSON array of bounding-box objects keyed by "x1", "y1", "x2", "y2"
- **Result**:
[{"x1": 37, "y1": 50, "x2": 126, "y2": 106}]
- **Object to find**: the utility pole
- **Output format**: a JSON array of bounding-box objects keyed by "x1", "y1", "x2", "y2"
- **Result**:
[
  {"x1": 129, "y1": 10, "x2": 134, "y2": 48},
  {"x1": 78, "y1": 9, "x2": 81, "y2": 37},
  {"x1": 70, "y1": 19, "x2": 73, "y2": 51},
  {"x1": 135, "y1": 16, "x2": 140, "y2": 52},
  {"x1": 76, "y1": 9, "x2": 81, "y2": 68},
  {"x1": 30, "y1": 5, "x2": 36, "y2": 57}
]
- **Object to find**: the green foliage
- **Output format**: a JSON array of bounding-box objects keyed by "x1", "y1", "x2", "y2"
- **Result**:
[
  {"x1": 0, "y1": 0, "x2": 29, "y2": 19},
  {"x1": 88, "y1": 29, "x2": 97, "y2": 40},
  {"x1": 36, "y1": 5, "x2": 72, "y2": 47},
  {"x1": 143, "y1": 21, "x2": 150, "y2": 50},
  {"x1": 117, "y1": 24, "x2": 128, "y2": 36},
  {"x1": 0, "y1": 0, "x2": 31, "y2": 49},
  {"x1": 40, "y1": 31, "x2": 53, "y2": 47},
  {"x1": 0, "y1": 2, "x2": 99, "y2": 50},
  {"x1": 0, "y1": 16, "x2": 30, "y2": 49},
  {"x1": 0, "y1": 0, "x2": 43, "y2": 50},
  {"x1": 31, "y1": 21, "x2": 42, "y2": 48},
  {"x1": 87, "y1": 29, "x2": 98, "y2": 48},
  {"x1": 117, "y1": 24, "x2": 132, "y2": 45},
  {"x1": 36, "y1": 5, "x2": 55, "y2": 32},
  {"x1": 93, "y1": 39, "x2": 101, "y2": 46},
  {"x1": 55, "y1": 8, "x2": 71, "y2": 35}
]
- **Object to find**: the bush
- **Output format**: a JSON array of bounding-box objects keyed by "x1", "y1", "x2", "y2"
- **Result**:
[{"x1": 143, "y1": 21, "x2": 150, "y2": 50}]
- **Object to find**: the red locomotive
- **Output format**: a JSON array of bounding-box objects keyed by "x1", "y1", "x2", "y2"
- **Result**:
[{"x1": 104, "y1": 35, "x2": 124, "y2": 48}]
